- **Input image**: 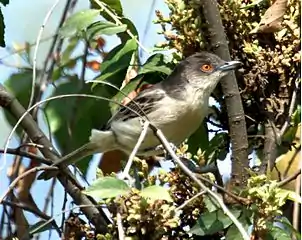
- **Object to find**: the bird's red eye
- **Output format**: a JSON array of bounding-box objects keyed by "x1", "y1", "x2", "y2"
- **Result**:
[{"x1": 200, "y1": 64, "x2": 214, "y2": 72}]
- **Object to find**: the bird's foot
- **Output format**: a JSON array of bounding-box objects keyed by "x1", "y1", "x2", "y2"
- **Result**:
[{"x1": 154, "y1": 143, "x2": 179, "y2": 159}]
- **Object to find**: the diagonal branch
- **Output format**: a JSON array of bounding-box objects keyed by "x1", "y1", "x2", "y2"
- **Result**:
[
  {"x1": 0, "y1": 83, "x2": 109, "y2": 233},
  {"x1": 199, "y1": 0, "x2": 249, "y2": 187}
]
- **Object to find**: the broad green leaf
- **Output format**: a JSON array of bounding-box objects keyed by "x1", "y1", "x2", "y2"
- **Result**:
[
  {"x1": 59, "y1": 9, "x2": 100, "y2": 37},
  {"x1": 29, "y1": 220, "x2": 53, "y2": 235},
  {"x1": 3, "y1": 71, "x2": 32, "y2": 137},
  {"x1": 202, "y1": 195, "x2": 218, "y2": 212},
  {"x1": 276, "y1": 188, "x2": 302, "y2": 203},
  {"x1": 92, "y1": 38, "x2": 137, "y2": 88},
  {"x1": 0, "y1": 9, "x2": 5, "y2": 47},
  {"x1": 83, "y1": 176, "x2": 130, "y2": 199},
  {"x1": 138, "y1": 54, "x2": 173, "y2": 75},
  {"x1": 204, "y1": 132, "x2": 229, "y2": 164},
  {"x1": 190, "y1": 208, "x2": 242, "y2": 236},
  {"x1": 187, "y1": 121, "x2": 209, "y2": 155},
  {"x1": 281, "y1": 105, "x2": 300, "y2": 145},
  {"x1": 269, "y1": 226, "x2": 292, "y2": 240},
  {"x1": 45, "y1": 81, "x2": 113, "y2": 175},
  {"x1": 86, "y1": 21, "x2": 127, "y2": 40},
  {"x1": 140, "y1": 185, "x2": 173, "y2": 202},
  {"x1": 118, "y1": 18, "x2": 139, "y2": 42},
  {"x1": 60, "y1": 37, "x2": 79, "y2": 65},
  {"x1": 225, "y1": 215, "x2": 250, "y2": 240},
  {"x1": 90, "y1": 0, "x2": 123, "y2": 16},
  {"x1": 291, "y1": 105, "x2": 301, "y2": 125},
  {"x1": 101, "y1": 38, "x2": 137, "y2": 72},
  {"x1": 276, "y1": 217, "x2": 301, "y2": 239},
  {"x1": 102, "y1": 0, "x2": 123, "y2": 15}
]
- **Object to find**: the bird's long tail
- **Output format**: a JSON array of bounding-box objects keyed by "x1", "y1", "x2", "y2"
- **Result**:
[{"x1": 38, "y1": 130, "x2": 116, "y2": 180}]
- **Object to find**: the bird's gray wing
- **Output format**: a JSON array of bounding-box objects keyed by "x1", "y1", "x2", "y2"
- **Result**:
[{"x1": 105, "y1": 86, "x2": 165, "y2": 129}]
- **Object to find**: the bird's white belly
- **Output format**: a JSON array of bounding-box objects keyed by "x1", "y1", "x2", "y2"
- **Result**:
[{"x1": 111, "y1": 95, "x2": 206, "y2": 155}]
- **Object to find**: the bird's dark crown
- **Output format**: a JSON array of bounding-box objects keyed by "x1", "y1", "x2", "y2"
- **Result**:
[{"x1": 183, "y1": 51, "x2": 226, "y2": 71}]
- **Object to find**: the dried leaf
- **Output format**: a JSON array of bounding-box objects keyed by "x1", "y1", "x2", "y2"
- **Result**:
[{"x1": 252, "y1": 0, "x2": 288, "y2": 33}]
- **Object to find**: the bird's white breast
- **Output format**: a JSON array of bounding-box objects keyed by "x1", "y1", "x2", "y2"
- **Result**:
[{"x1": 111, "y1": 87, "x2": 209, "y2": 155}]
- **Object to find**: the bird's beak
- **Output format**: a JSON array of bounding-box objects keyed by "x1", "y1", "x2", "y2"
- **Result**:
[{"x1": 218, "y1": 60, "x2": 242, "y2": 71}]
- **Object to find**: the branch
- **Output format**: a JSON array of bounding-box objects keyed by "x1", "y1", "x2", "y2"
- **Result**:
[
  {"x1": 150, "y1": 124, "x2": 250, "y2": 240},
  {"x1": 2, "y1": 199, "x2": 61, "y2": 236},
  {"x1": 199, "y1": 1, "x2": 249, "y2": 186},
  {"x1": 277, "y1": 169, "x2": 301, "y2": 188},
  {"x1": 0, "y1": 148, "x2": 52, "y2": 165},
  {"x1": 0, "y1": 84, "x2": 109, "y2": 233},
  {"x1": 261, "y1": 120, "x2": 278, "y2": 173}
]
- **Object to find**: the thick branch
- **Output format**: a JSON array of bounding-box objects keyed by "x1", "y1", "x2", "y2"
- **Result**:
[
  {"x1": 0, "y1": 84, "x2": 109, "y2": 233},
  {"x1": 199, "y1": 0, "x2": 249, "y2": 186}
]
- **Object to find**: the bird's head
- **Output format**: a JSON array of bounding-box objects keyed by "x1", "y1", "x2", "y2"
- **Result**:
[{"x1": 179, "y1": 51, "x2": 241, "y2": 94}]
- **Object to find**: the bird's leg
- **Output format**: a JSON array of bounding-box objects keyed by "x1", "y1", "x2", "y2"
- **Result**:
[{"x1": 153, "y1": 143, "x2": 179, "y2": 159}]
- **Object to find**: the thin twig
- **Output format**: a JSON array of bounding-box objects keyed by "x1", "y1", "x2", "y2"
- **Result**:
[
  {"x1": 93, "y1": 0, "x2": 150, "y2": 55},
  {"x1": 0, "y1": 148, "x2": 51, "y2": 165},
  {"x1": 28, "y1": 204, "x2": 108, "y2": 236},
  {"x1": 195, "y1": 174, "x2": 250, "y2": 205},
  {"x1": 0, "y1": 166, "x2": 58, "y2": 203},
  {"x1": 28, "y1": 0, "x2": 61, "y2": 109},
  {"x1": 277, "y1": 169, "x2": 301, "y2": 188},
  {"x1": 1, "y1": 199, "x2": 61, "y2": 236},
  {"x1": 280, "y1": 78, "x2": 299, "y2": 137},
  {"x1": 117, "y1": 212, "x2": 125, "y2": 240},
  {"x1": 151, "y1": 125, "x2": 250, "y2": 240},
  {"x1": 0, "y1": 84, "x2": 110, "y2": 232},
  {"x1": 292, "y1": 174, "x2": 300, "y2": 233},
  {"x1": 2, "y1": 93, "x2": 147, "y2": 167},
  {"x1": 120, "y1": 121, "x2": 149, "y2": 181},
  {"x1": 176, "y1": 191, "x2": 206, "y2": 211}
]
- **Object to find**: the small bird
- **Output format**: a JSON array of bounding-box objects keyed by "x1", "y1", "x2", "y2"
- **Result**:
[{"x1": 39, "y1": 52, "x2": 241, "y2": 180}]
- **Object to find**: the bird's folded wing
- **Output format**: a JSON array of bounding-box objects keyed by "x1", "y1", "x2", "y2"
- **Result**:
[{"x1": 105, "y1": 86, "x2": 166, "y2": 128}]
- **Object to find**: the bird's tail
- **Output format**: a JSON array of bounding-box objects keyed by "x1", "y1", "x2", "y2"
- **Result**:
[{"x1": 38, "y1": 130, "x2": 116, "y2": 180}]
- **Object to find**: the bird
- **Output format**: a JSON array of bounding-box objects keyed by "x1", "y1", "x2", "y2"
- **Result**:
[{"x1": 38, "y1": 51, "x2": 241, "y2": 180}]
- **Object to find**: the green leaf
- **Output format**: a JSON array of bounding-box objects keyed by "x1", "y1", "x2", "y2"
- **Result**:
[
  {"x1": 102, "y1": 0, "x2": 123, "y2": 15},
  {"x1": 187, "y1": 121, "x2": 209, "y2": 155},
  {"x1": 45, "y1": 81, "x2": 113, "y2": 175},
  {"x1": 138, "y1": 54, "x2": 173, "y2": 75},
  {"x1": 202, "y1": 195, "x2": 218, "y2": 212},
  {"x1": 118, "y1": 18, "x2": 139, "y2": 42},
  {"x1": 276, "y1": 188, "x2": 302, "y2": 203},
  {"x1": 269, "y1": 225, "x2": 292, "y2": 240},
  {"x1": 83, "y1": 176, "x2": 130, "y2": 199},
  {"x1": 60, "y1": 37, "x2": 78, "y2": 65},
  {"x1": 90, "y1": 0, "x2": 123, "y2": 16},
  {"x1": 204, "y1": 132, "x2": 229, "y2": 164},
  {"x1": 140, "y1": 185, "x2": 173, "y2": 202},
  {"x1": 3, "y1": 71, "x2": 33, "y2": 137},
  {"x1": 291, "y1": 105, "x2": 301, "y2": 125},
  {"x1": 29, "y1": 220, "x2": 53, "y2": 235},
  {"x1": 92, "y1": 38, "x2": 137, "y2": 88},
  {"x1": 225, "y1": 215, "x2": 250, "y2": 240},
  {"x1": 276, "y1": 217, "x2": 301, "y2": 239},
  {"x1": 86, "y1": 21, "x2": 127, "y2": 40},
  {"x1": 0, "y1": 9, "x2": 5, "y2": 47},
  {"x1": 190, "y1": 208, "x2": 242, "y2": 236},
  {"x1": 59, "y1": 9, "x2": 100, "y2": 37}
]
